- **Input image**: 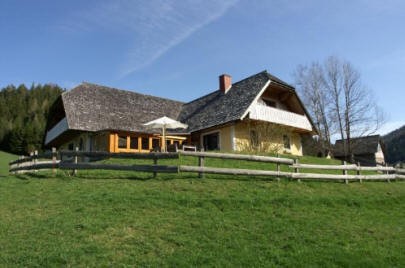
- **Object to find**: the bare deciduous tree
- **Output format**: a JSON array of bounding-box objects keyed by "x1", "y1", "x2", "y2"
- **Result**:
[
  {"x1": 294, "y1": 56, "x2": 385, "y2": 161},
  {"x1": 294, "y1": 62, "x2": 331, "y2": 156}
]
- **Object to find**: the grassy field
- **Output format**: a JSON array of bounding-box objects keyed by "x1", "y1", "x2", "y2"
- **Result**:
[
  {"x1": 1, "y1": 153, "x2": 404, "y2": 266},
  {"x1": 0, "y1": 151, "x2": 17, "y2": 176}
]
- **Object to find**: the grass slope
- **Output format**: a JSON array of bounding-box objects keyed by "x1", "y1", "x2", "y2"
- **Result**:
[
  {"x1": 0, "y1": 151, "x2": 17, "y2": 177},
  {"x1": 1, "y1": 161, "x2": 404, "y2": 266}
]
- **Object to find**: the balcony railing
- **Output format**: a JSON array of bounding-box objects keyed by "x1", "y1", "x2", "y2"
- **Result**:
[
  {"x1": 45, "y1": 117, "x2": 69, "y2": 145},
  {"x1": 248, "y1": 104, "x2": 312, "y2": 131}
]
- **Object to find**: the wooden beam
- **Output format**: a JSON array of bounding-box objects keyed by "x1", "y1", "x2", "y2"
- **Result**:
[
  {"x1": 59, "y1": 162, "x2": 178, "y2": 173},
  {"x1": 179, "y1": 165, "x2": 292, "y2": 178},
  {"x1": 59, "y1": 151, "x2": 179, "y2": 159},
  {"x1": 290, "y1": 163, "x2": 358, "y2": 170},
  {"x1": 179, "y1": 151, "x2": 294, "y2": 165}
]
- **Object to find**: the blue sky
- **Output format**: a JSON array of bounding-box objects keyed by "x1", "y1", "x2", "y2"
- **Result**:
[{"x1": 1, "y1": 0, "x2": 404, "y2": 134}]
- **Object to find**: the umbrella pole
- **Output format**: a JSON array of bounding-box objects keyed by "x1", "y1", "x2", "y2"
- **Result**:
[{"x1": 162, "y1": 125, "x2": 166, "y2": 152}]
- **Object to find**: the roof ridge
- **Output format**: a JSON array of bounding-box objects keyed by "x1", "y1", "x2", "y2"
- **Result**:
[
  {"x1": 335, "y1": 134, "x2": 381, "y2": 142},
  {"x1": 70, "y1": 82, "x2": 185, "y2": 104},
  {"x1": 184, "y1": 71, "x2": 268, "y2": 105},
  {"x1": 263, "y1": 70, "x2": 295, "y2": 89}
]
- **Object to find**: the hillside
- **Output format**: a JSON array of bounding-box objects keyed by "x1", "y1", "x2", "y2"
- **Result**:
[
  {"x1": 383, "y1": 125, "x2": 405, "y2": 164},
  {"x1": 0, "y1": 151, "x2": 17, "y2": 176},
  {"x1": 1, "y1": 156, "x2": 405, "y2": 266}
]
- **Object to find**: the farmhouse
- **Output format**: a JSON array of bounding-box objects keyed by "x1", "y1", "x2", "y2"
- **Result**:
[
  {"x1": 334, "y1": 135, "x2": 386, "y2": 166},
  {"x1": 45, "y1": 71, "x2": 317, "y2": 155}
]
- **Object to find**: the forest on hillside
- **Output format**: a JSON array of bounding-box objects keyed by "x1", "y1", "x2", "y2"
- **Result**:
[
  {"x1": 0, "y1": 84, "x2": 63, "y2": 154},
  {"x1": 384, "y1": 125, "x2": 405, "y2": 164}
]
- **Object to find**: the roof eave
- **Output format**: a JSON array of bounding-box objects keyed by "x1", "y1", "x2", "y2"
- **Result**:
[{"x1": 240, "y1": 80, "x2": 272, "y2": 120}]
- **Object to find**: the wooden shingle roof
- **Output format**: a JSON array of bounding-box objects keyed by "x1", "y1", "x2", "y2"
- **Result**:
[
  {"x1": 178, "y1": 70, "x2": 294, "y2": 132},
  {"x1": 334, "y1": 135, "x2": 382, "y2": 157},
  {"x1": 62, "y1": 83, "x2": 184, "y2": 133}
]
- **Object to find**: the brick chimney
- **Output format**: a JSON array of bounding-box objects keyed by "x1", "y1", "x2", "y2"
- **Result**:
[{"x1": 219, "y1": 74, "x2": 232, "y2": 93}]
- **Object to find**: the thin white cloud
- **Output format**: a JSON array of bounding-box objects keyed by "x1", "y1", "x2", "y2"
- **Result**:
[{"x1": 59, "y1": 0, "x2": 238, "y2": 78}]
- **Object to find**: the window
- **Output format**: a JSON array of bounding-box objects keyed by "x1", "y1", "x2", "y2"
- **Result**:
[
  {"x1": 130, "y1": 137, "x2": 138, "y2": 150},
  {"x1": 283, "y1": 135, "x2": 291, "y2": 150},
  {"x1": 152, "y1": 138, "x2": 160, "y2": 150},
  {"x1": 68, "y1": 143, "x2": 74, "y2": 151},
  {"x1": 250, "y1": 130, "x2": 259, "y2": 148},
  {"x1": 141, "y1": 137, "x2": 149, "y2": 150},
  {"x1": 118, "y1": 136, "x2": 127, "y2": 149},
  {"x1": 203, "y1": 132, "x2": 220, "y2": 151},
  {"x1": 263, "y1": 99, "x2": 276, "y2": 108}
]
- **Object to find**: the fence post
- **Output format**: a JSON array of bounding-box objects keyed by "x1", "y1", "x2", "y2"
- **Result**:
[
  {"x1": 153, "y1": 156, "x2": 158, "y2": 178},
  {"x1": 73, "y1": 147, "x2": 78, "y2": 176},
  {"x1": 198, "y1": 149, "x2": 205, "y2": 179},
  {"x1": 357, "y1": 162, "x2": 362, "y2": 183},
  {"x1": 343, "y1": 161, "x2": 348, "y2": 184},
  {"x1": 34, "y1": 150, "x2": 38, "y2": 173},
  {"x1": 29, "y1": 152, "x2": 34, "y2": 172},
  {"x1": 276, "y1": 162, "x2": 280, "y2": 182},
  {"x1": 294, "y1": 159, "x2": 300, "y2": 182},
  {"x1": 16, "y1": 156, "x2": 21, "y2": 174},
  {"x1": 52, "y1": 147, "x2": 57, "y2": 175}
]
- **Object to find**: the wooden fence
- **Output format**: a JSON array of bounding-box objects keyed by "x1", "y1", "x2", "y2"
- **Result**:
[
  {"x1": 178, "y1": 151, "x2": 404, "y2": 183},
  {"x1": 9, "y1": 148, "x2": 179, "y2": 177},
  {"x1": 8, "y1": 149, "x2": 405, "y2": 183}
]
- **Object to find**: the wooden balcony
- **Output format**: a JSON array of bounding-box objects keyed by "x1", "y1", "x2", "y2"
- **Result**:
[{"x1": 248, "y1": 104, "x2": 312, "y2": 131}]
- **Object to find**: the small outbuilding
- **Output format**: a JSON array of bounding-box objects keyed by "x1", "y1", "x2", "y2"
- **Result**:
[{"x1": 334, "y1": 135, "x2": 386, "y2": 166}]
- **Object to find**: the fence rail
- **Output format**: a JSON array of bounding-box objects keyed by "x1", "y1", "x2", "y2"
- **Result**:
[
  {"x1": 59, "y1": 162, "x2": 178, "y2": 173},
  {"x1": 8, "y1": 149, "x2": 405, "y2": 183},
  {"x1": 290, "y1": 163, "x2": 396, "y2": 172},
  {"x1": 180, "y1": 151, "x2": 294, "y2": 164},
  {"x1": 58, "y1": 150, "x2": 178, "y2": 159}
]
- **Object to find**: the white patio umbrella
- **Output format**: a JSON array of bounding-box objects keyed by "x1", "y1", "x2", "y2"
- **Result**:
[{"x1": 143, "y1": 116, "x2": 188, "y2": 152}]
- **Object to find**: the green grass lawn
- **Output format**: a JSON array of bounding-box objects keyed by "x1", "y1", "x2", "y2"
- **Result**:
[
  {"x1": 0, "y1": 151, "x2": 17, "y2": 177},
  {"x1": 1, "y1": 153, "x2": 404, "y2": 266}
]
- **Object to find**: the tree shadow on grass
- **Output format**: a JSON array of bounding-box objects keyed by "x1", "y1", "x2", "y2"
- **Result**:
[
  {"x1": 61, "y1": 170, "x2": 156, "y2": 181},
  {"x1": 14, "y1": 173, "x2": 49, "y2": 180},
  {"x1": 10, "y1": 170, "x2": 154, "y2": 181},
  {"x1": 10, "y1": 170, "x2": 352, "y2": 185}
]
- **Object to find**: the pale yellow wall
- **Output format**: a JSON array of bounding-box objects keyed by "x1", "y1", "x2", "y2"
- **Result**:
[
  {"x1": 290, "y1": 132, "x2": 303, "y2": 156},
  {"x1": 220, "y1": 125, "x2": 232, "y2": 152},
  {"x1": 234, "y1": 121, "x2": 250, "y2": 150},
  {"x1": 232, "y1": 120, "x2": 304, "y2": 156},
  {"x1": 200, "y1": 120, "x2": 302, "y2": 156}
]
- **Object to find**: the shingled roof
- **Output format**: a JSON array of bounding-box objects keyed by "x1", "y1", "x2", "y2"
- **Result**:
[
  {"x1": 178, "y1": 70, "x2": 295, "y2": 132},
  {"x1": 334, "y1": 135, "x2": 383, "y2": 157},
  {"x1": 61, "y1": 83, "x2": 184, "y2": 133}
]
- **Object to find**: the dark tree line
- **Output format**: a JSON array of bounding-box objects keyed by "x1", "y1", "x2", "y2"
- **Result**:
[
  {"x1": 0, "y1": 83, "x2": 63, "y2": 154},
  {"x1": 384, "y1": 125, "x2": 405, "y2": 164}
]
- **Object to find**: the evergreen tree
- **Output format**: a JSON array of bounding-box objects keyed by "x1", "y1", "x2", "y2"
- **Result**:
[{"x1": 0, "y1": 83, "x2": 64, "y2": 154}]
